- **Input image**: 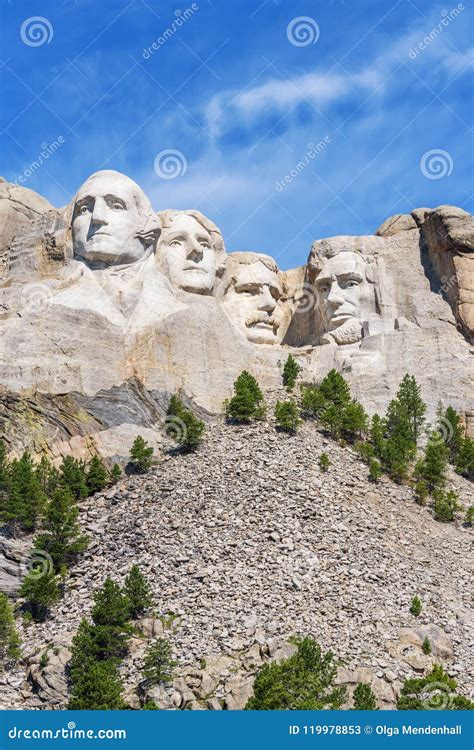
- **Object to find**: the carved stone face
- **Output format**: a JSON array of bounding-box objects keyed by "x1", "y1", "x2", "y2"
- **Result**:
[
  {"x1": 72, "y1": 172, "x2": 150, "y2": 266},
  {"x1": 223, "y1": 260, "x2": 282, "y2": 344},
  {"x1": 159, "y1": 214, "x2": 216, "y2": 295},
  {"x1": 315, "y1": 251, "x2": 370, "y2": 344}
]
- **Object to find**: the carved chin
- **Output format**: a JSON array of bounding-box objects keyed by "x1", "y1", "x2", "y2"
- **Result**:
[{"x1": 326, "y1": 318, "x2": 363, "y2": 345}]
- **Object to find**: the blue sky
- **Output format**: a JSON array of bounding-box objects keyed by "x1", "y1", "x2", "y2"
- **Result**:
[{"x1": 1, "y1": 0, "x2": 473, "y2": 269}]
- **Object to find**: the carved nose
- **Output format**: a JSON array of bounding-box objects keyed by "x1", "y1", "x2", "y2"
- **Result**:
[
  {"x1": 186, "y1": 241, "x2": 203, "y2": 261},
  {"x1": 258, "y1": 286, "x2": 276, "y2": 312},
  {"x1": 326, "y1": 284, "x2": 344, "y2": 307},
  {"x1": 91, "y1": 199, "x2": 108, "y2": 226}
]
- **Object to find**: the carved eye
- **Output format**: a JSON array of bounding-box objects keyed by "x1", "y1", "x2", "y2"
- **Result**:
[
  {"x1": 319, "y1": 285, "x2": 329, "y2": 294},
  {"x1": 343, "y1": 280, "x2": 360, "y2": 289},
  {"x1": 112, "y1": 202, "x2": 124, "y2": 210},
  {"x1": 170, "y1": 239, "x2": 183, "y2": 247},
  {"x1": 199, "y1": 241, "x2": 211, "y2": 249},
  {"x1": 80, "y1": 205, "x2": 90, "y2": 214}
]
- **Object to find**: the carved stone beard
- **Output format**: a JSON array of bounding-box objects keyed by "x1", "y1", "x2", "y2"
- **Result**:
[{"x1": 324, "y1": 317, "x2": 363, "y2": 345}]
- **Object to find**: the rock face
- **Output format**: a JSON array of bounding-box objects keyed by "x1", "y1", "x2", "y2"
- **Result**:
[{"x1": 0, "y1": 172, "x2": 473, "y2": 457}]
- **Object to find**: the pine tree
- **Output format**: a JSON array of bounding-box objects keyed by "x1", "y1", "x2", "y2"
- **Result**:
[
  {"x1": 20, "y1": 569, "x2": 60, "y2": 622},
  {"x1": 110, "y1": 464, "x2": 122, "y2": 483},
  {"x1": 142, "y1": 638, "x2": 177, "y2": 686},
  {"x1": 396, "y1": 664, "x2": 474, "y2": 710},
  {"x1": 225, "y1": 371, "x2": 266, "y2": 422},
  {"x1": 282, "y1": 355, "x2": 301, "y2": 391},
  {"x1": 320, "y1": 404, "x2": 343, "y2": 438},
  {"x1": 433, "y1": 489, "x2": 459, "y2": 523},
  {"x1": 368, "y1": 459, "x2": 382, "y2": 483},
  {"x1": 59, "y1": 455, "x2": 88, "y2": 500},
  {"x1": 0, "y1": 440, "x2": 8, "y2": 491},
  {"x1": 86, "y1": 455, "x2": 108, "y2": 494},
  {"x1": 437, "y1": 404, "x2": 465, "y2": 463},
  {"x1": 275, "y1": 400, "x2": 300, "y2": 433},
  {"x1": 300, "y1": 384, "x2": 326, "y2": 418},
  {"x1": 124, "y1": 565, "x2": 153, "y2": 619},
  {"x1": 0, "y1": 593, "x2": 21, "y2": 664},
  {"x1": 410, "y1": 595, "x2": 422, "y2": 617},
  {"x1": 245, "y1": 637, "x2": 347, "y2": 710},
  {"x1": 369, "y1": 414, "x2": 386, "y2": 459},
  {"x1": 90, "y1": 578, "x2": 131, "y2": 660},
  {"x1": 352, "y1": 682, "x2": 377, "y2": 710},
  {"x1": 395, "y1": 374, "x2": 426, "y2": 444},
  {"x1": 464, "y1": 506, "x2": 474, "y2": 527},
  {"x1": 422, "y1": 637, "x2": 432, "y2": 655},
  {"x1": 319, "y1": 369, "x2": 351, "y2": 408},
  {"x1": 129, "y1": 436, "x2": 154, "y2": 473},
  {"x1": 414, "y1": 479, "x2": 429, "y2": 506},
  {"x1": 341, "y1": 400, "x2": 368, "y2": 441},
  {"x1": 68, "y1": 660, "x2": 125, "y2": 710},
  {"x1": 34, "y1": 487, "x2": 89, "y2": 573},
  {"x1": 166, "y1": 396, "x2": 205, "y2": 452},
  {"x1": 455, "y1": 437, "x2": 474, "y2": 479},
  {"x1": 414, "y1": 432, "x2": 449, "y2": 491},
  {"x1": 319, "y1": 453, "x2": 330, "y2": 472},
  {"x1": 3, "y1": 452, "x2": 46, "y2": 534}
]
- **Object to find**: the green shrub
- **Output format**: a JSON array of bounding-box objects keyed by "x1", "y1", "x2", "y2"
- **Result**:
[
  {"x1": 352, "y1": 682, "x2": 378, "y2": 710},
  {"x1": 34, "y1": 487, "x2": 88, "y2": 573},
  {"x1": 110, "y1": 464, "x2": 122, "y2": 483},
  {"x1": 68, "y1": 660, "x2": 125, "y2": 710},
  {"x1": 414, "y1": 432, "x2": 449, "y2": 491},
  {"x1": 455, "y1": 437, "x2": 474, "y2": 479},
  {"x1": 166, "y1": 396, "x2": 205, "y2": 452},
  {"x1": 245, "y1": 637, "x2": 347, "y2": 710},
  {"x1": 59, "y1": 455, "x2": 88, "y2": 501},
  {"x1": 318, "y1": 453, "x2": 330, "y2": 472},
  {"x1": 368, "y1": 459, "x2": 382, "y2": 483},
  {"x1": 86, "y1": 455, "x2": 108, "y2": 494},
  {"x1": 20, "y1": 570, "x2": 60, "y2": 622},
  {"x1": 2, "y1": 452, "x2": 46, "y2": 534},
  {"x1": 414, "y1": 479, "x2": 429, "y2": 506},
  {"x1": 410, "y1": 595, "x2": 422, "y2": 617},
  {"x1": 275, "y1": 400, "x2": 300, "y2": 433},
  {"x1": 422, "y1": 637, "x2": 432, "y2": 655},
  {"x1": 464, "y1": 506, "x2": 474, "y2": 527}
]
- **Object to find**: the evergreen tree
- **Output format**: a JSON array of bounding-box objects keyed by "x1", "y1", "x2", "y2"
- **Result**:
[
  {"x1": 433, "y1": 489, "x2": 459, "y2": 523},
  {"x1": 225, "y1": 371, "x2": 266, "y2": 422},
  {"x1": 368, "y1": 459, "x2": 382, "y2": 483},
  {"x1": 319, "y1": 453, "x2": 330, "y2": 472},
  {"x1": 320, "y1": 403, "x2": 343, "y2": 438},
  {"x1": 318, "y1": 369, "x2": 351, "y2": 408},
  {"x1": 142, "y1": 638, "x2": 177, "y2": 686},
  {"x1": 245, "y1": 637, "x2": 347, "y2": 710},
  {"x1": 110, "y1": 463, "x2": 122, "y2": 483},
  {"x1": 437, "y1": 404, "x2": 465, "y2": 463},
  {"x1": 275, "y1": 400, "x2": 300, "y2": 433},
  {"x1": 397, "y1": 664, "x2": 474, "y2": 710},
  {"x1": 166, "y1": 396, "x2": 205, "y2": 452},
  {"x1": 68, "y1": 660, "x2": 125, "y2": 710},
  {"x1": 410, "y1": 595, "x2": 422, "y2": 617},
  {"x1": 34, "y1": 487, "x2": 89, "y2": 573},
  {"x1": 464, "y1": 506, "x2": 474, "y2": 527},
  {"x1": 35, "y1": 455, "x2": 58, "y2": 496},
  {"x1": 300, "y1": 384, "x2": 326, "y2": 418},
  {"x1": 0, "y1": 440, "x2": 8, "y2": 492},
  {"x1": 341, "y1": 400, "x2": 368, "y2": 441},
  {"x1": 59, "y1": 455, "x2": 88, "y2": 500},
  {"x1": 422, "y1": 637, "x2": 432, "y2": 655},
  {"x1": 369, "y1": 414, "x2": 386, "y2": 459},
  {"x1": 86, "y1": 455, "x2": 108, "y2": 494},
  {"x1": 414, "y1": 479, "x2": 429, "y2": 506},
  {"x1": 414, "y1": 432, "x2": 449, "y2": 491},
  {"x1": 124, "y1": 565, "x2": 153, "y2": 619},
  {"x1": 0, "y1": 593, "x2": 21, "y2": 664},
  {"x1": 352, "y1": 682, "x2": 378, "y2": 710},
  {"x1": 455, "y1": 437, "x2": 474, "y2": 479},
  {"x1": 395, "y1": 374, "x2": 426, "y2": 444},
  {"x1": 91, "y1": 578, "x2": 131, "y2": 660},
  {"x1": 2, "y1": 452, "x2": 46, "y2": 534},
  {"x1": 20, "y1": 569, "x2": 60, "y2": 622},
  {"x1": 129, "y1": 436, "x2": 154, "y2": 473},
  {"x1": 282, "y1": 355, "x2": 301, "y2": 391}
]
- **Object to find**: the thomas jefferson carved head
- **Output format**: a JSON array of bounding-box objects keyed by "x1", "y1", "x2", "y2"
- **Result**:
[
  {"x1": 222, "y1": 252, "x2": 283, "y2": 344},
  {"x1": 309, "y1": 238, "x2": 378, "y2": 345},
  {"x1": 72, "y1": 170, "x2": 158, "y2": 267},
  {"x1": 157, "y1": 210, "x2": 226, "y2": 295}
]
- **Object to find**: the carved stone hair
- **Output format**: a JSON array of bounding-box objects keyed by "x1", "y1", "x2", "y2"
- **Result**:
[
  {"x1": 158, "y1": 209, "x2": 227, "y2": 276},
  {"x1": 308, "y1": 237, "x2": 377, "y2": 283}
]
